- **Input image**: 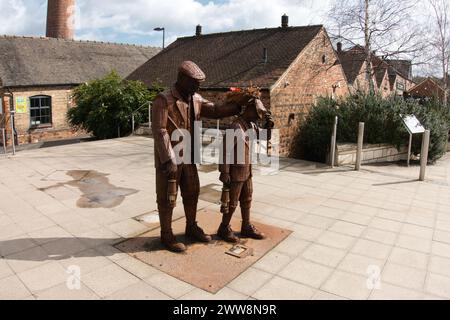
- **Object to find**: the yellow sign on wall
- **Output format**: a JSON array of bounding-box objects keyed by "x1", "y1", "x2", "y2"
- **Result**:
[{"x1": 15, "y1": 97, "x2": 28, "y2": 114}]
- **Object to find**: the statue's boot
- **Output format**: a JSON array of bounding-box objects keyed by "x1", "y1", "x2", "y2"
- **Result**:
[
  {"x1": 240, "y1": 224, "x2": 266, "y2": 240},
  {"x1": 161, "y1": 231, "x2": 187, "y2": 253},
  {"x1": 185, "y1": 204, "x2": 212, "y2": 243},
  {"x1": 217, "y1": 223, "x2": 240, "y2": 243},
  {"x1": 159, "y1": 207, "x2": 186, "y2": 253},
  {"x1": 240, "y1": 207, "x2": 266, "y2": 240}
]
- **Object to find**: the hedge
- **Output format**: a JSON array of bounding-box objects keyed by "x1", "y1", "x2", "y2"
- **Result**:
[{"x1": 291, "y1": 93, "x2": 450, "y2": 164}]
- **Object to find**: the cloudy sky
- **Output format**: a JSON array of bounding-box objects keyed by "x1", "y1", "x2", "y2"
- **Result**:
[
  {"x1": 0, "y1": 0, "x2": 441, "y2": 75},
  {"x1": 0, "y1": 0, "x2": 335, "y2": 46}
]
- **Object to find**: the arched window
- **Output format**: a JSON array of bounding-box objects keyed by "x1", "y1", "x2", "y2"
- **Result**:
[{"x1": 30, "y1": 95, "x2": 52, "y2": 127}]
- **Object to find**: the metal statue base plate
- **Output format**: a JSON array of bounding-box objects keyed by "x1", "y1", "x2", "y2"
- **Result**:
[{"x1": 114, "y1": 208, "x2": 291, "y2": 293}]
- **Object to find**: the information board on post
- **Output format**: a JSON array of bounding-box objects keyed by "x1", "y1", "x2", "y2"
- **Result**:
[
  {"x1": 401, "y1": 114, "x2": 426, "y2": 167},
  {"x1": 402, "y1": 115, "x2": 425, "y2": 134}
]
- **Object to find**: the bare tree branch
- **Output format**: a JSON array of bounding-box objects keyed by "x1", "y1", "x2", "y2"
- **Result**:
[
  {"x1": 327, "y1": 0, "x2": 427, "y2": 91},
  {"x1": 428, "y1": 0, "x2": 449, "y2": 105}
]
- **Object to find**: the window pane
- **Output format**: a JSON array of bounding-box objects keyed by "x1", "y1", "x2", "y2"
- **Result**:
[{"x1": 30, "y1": 96, "x2": 52, "y2": 126}]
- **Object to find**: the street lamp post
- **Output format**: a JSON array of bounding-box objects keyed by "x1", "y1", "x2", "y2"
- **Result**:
[{"x1": 154, "y1": 27, "x2": 165, "y2": 49}]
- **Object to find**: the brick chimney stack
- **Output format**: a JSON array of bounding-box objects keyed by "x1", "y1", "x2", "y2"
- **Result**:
[{"x1": 46, "y1": 0, "x2": 75, "y2": 39}]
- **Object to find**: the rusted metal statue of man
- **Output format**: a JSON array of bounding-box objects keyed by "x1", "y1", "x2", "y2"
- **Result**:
[
  {"x1": 217, "y1": 98, "x2": 274, "y2": 242},
  {"x1": 152, "y1": 61, "x2": 252, "y2": 253}
]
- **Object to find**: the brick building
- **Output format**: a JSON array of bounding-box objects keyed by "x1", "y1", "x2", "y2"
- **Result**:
[
  {"x1": 128, "y1": 16, "x2": 349, "y2": 156},
  {"x1": 0, "y1": 0, "x2": 159, "y2": 147},
  {"x1": 386, "y1": 59, "x2": 415, "y2": 95},
  {"x1": 336, "y1": 45, "x2": 415, "y2": 97},
  {"x1": 0, "y1": 36, "x2": 159, "y2": 146},
  {"x1": 406, "y1": 77, "x2": 448, "y2": 102}
]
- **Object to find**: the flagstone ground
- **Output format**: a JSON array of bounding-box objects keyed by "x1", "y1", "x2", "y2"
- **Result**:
[{"x1": 0, "y1": 136, "x2": 449, "y2": 300}]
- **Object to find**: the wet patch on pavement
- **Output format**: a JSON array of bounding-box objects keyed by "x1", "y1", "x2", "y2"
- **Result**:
[{"x1": 39, "y1": 170, "x2": 138, "y2": 208}]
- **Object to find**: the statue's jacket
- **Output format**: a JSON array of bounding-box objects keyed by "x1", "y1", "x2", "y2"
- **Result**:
[
  {"x1": 151, "y1": 86, "x2": 239, "y2": 169},
  {"x1": 219, "y1": 118, "x2": 256, "y2": 183}
]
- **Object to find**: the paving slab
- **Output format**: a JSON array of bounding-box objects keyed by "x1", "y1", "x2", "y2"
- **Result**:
[{"x1": 1, "y1": 136, "x2": 450, "y2": 300}]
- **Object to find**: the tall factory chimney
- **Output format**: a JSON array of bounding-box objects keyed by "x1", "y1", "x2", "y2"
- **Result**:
[{"x1": 46, "y1": 0, "x2": 75, "y2": 39}]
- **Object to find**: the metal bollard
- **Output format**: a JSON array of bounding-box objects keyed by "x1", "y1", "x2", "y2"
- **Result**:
[
  {"x1": 419, "y1": 130, "x2": 430, "y2": 181},
  {"x1": 330, "y1": 116, "x2": 338, "y2": 167},
  {"x1": 355, "y1": 122, "x2": 365, "y2": 171},
  {"x1": 1, "y1": 128, "x2": 6, "y2": 155}
]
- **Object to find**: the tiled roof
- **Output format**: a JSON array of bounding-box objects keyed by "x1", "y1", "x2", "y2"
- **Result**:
[
  {"x1": 127, "y1": 25, "x2": 324, "y2": 89},
  {"x1": 386, "y1": 59, "x2": 412, "y2": 80},
  {"x1": 407, "y1": 77, "x2": 447, "y2": 99},
  {"x1": 0, "y1": 35, "x2": 160, "y2": 87},
  {"x1": 337, "y1": 46, "x2": 412, "y2": 90}
]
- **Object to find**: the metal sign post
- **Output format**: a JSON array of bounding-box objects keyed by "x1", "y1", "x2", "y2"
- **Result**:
[
  {"x1": 407, "y1": 132, "x2": 413, "y2": 167},
  {"x1": 330, "y1": 116, "x2": 338, "y2": 167}
]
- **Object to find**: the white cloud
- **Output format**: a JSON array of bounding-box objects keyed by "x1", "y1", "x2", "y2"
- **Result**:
[
  {"x1": 74, "y1": 0, "x2": 333, "y2": 45},
  {"x1": 0, "y1": 0, "x2": 332, "y2": 45},
  {"x1": 0, "y1": 0, "x2": 46, "y2": 35},
  {"x1": 0, "y1": 0, "x2": 440, "y2": 76}
]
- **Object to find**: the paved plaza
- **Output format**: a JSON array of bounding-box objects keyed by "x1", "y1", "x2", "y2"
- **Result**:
[{"x1": 1, "y1": 136, "x2": 450, "y2": 300}]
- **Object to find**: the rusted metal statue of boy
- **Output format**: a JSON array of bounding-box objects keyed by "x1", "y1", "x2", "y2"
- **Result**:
[
  {"x1": 152, "y1": 61, "x2": 253, "y2": 253},
  {"x1": 217, "y1": 96, "x2": 274, "y2": 242}
]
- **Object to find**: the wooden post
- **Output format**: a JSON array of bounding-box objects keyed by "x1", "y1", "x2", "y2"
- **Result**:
[
  {"x1": 330, "y1": 116, "x2": 338, "y2": 167},
  {"x1": 419, "y1": 130, "x2": 430, "y2": 181},
  {"x1": 356, "y1": 122, "x2": 365, "y2": 171}
]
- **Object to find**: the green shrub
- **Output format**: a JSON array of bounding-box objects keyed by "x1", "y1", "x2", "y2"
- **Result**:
[
  {"x1": 68, "y1": 71, "x2": 164, "y2": 139},
  {"x1": 290, "y1": 97, "x2": 338, "y2": 162},
  {"x1": 292, "y1": 93, "x2": 449, "y2": 164}
]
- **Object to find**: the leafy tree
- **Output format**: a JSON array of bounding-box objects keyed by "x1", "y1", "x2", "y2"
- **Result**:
[{"x1": 68, "y1": 71, "x2": 164, "y2": 139}]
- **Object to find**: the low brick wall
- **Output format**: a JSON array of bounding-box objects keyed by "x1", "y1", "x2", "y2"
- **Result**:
[{"x1": 335, "y1": 143, "x2": 408, "y2": 166}]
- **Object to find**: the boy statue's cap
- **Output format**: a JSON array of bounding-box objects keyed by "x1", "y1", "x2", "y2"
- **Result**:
[{"x1": 178, "y1": 61, "x2": 206, "y2": 81}]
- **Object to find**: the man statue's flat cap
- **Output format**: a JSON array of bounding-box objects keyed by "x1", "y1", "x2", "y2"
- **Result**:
[{"x1": 178, "y1": 61, "x2": 206, "y2": 81}]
